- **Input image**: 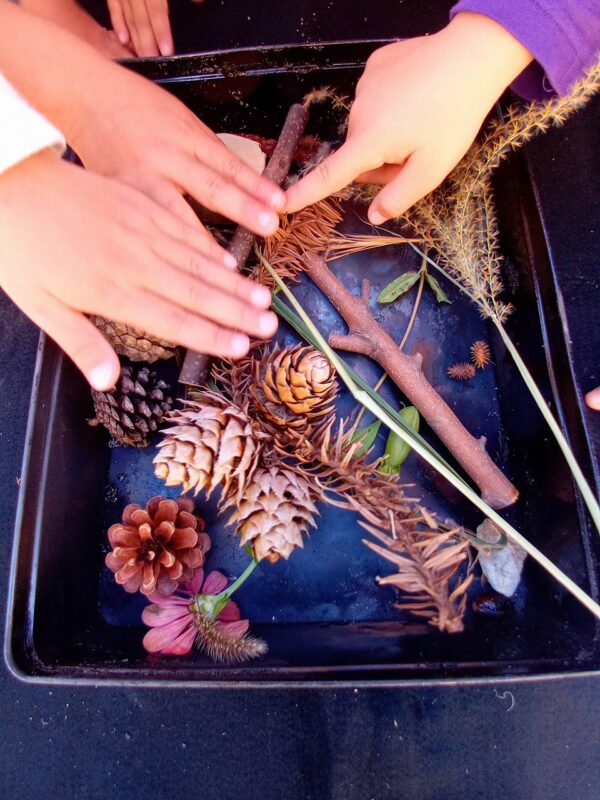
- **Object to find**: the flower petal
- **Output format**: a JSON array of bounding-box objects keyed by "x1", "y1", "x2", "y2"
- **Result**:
[
  {"x1": 202, "y1": 570, "x2": 228, "y2": 595},
  {"x1": 216, "y1": 619, "x2": 249, "y2": 637},
  {"x1": 217, "y1": 599, "x2": 241, "y2": 622},
  {"x1": 141, "y1": 562, "x2": 156, "y2": 595},
  {"x1": 142, "y1": 603, "x2": 191, "y2": 627},
  {"x1": 146, "y1": 592, "x2": 190, "y2": 606},
  {"x1": 197, "y1": 532, "x2": 212, "y2": 555},
  {"x1": 160, "y1": 626, "x2": 197, "y2": 656},
  {"x1": 186, "y1": 567, "x2": 204, "y2": 595},
  {"x1": 105, "y1": 552, "x2": 124, "y2": 573},
  {"x1": 155, "y1": 574, "x2": 178, "y2": 596},
  {"x1": 115, "y1": 561, "x2": 141, "y2": 584},
  {"x1": 155, "y1": 520, "x2": 175, "y2": 543},
  {"x1": 142, "y1": 616, "x2": 192, "y2": 653},
  {"x1": 123, "y1": 571, "x2": 143, "y2": 593}
]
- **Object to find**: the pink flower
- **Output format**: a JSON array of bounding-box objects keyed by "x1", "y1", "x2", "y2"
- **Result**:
[{"x1": 141, "y1": 569, "x2": 249, "y2": 656}]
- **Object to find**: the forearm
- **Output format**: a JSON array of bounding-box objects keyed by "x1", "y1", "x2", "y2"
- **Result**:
[
  {"x1": 0, "y1": 2, "x2": 124, "y2": 141},
  {"x1": 451, "y1": 1, "x2": 600, "y2": 95}
]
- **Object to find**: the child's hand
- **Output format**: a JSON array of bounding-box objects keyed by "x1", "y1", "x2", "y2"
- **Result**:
[
  {"x1": 67, "y1": 56, "x2": 284, "y2": 236},
  {"x1": 285, "y1": 12, "x2": 532, "y2": 224},
  {"x1": 586, "y1": 388, "x2": 600, "y2": 411},
  {"x1": 107, "y1": 0, "x2": 173, "y2": 57},
  {"x1": 0, "y1": 150, "x2": 277, "y2": 390}
]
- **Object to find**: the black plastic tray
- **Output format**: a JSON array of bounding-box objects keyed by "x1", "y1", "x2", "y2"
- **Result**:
[{"x1": 5, "y1": 42, "x2": 600, "y2": 686}]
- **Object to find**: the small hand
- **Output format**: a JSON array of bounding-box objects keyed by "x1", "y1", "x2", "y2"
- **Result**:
[
  {"x1": 0, "y1": 151, "x2": 277, "y2": 390},
  {"x1": 285, "y1": 12, "x2": 532, "y2": 223},
  {"x1": 585, "y1": 387, "x2": 600, "y2": 411},
  {"x1": 107, "y1": 0, "x2": 173, "y2": 57},
  {"x1": 68, "y1": 56, "x2": 284, "y2": 236}
]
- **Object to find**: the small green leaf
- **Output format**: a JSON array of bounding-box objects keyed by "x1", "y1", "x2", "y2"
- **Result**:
[
  {"x1": 426, "y1": 272, "x2": 451, "y2": 304},
  {"x1": 377, "y1": 271, "x2": 420, "y2": 304},
  {"x1": 347, "y1": 420, "x2": 381, "y2": 458},
  {"x1": 380, "y1": 406, "x2": 420, "y2": 475}
]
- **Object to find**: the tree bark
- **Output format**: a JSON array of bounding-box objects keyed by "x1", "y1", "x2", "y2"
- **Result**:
[{"x1": 305, "y1": 253, "x2": 519, "y2": 510}]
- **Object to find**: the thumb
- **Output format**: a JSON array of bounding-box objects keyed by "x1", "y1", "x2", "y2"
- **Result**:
[
  {"x1": 37, "y1": 298, "x2": 120, "y2": 390},
  {"x1": 585, "y1": 386, "x2": 600, "y2": 411},
  {"x1": 367, "y1": 151, "x2": 440, "y2": 225},
  {"x1": 285, "y1": 136, "x2": 376, "y2": 213}
]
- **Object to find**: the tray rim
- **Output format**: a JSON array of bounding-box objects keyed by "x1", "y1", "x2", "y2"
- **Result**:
[{"x1": 5, "y1": 41, "x2": 600, "y2": 687}]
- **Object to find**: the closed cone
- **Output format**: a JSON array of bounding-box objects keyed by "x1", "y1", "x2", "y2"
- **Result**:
[
  {"x1": 90, "y1": 365, "x2": 174, "y2": 447},
  {"x1": 92, "y1": 316, "x2": 176, "y2": 363},
  {"x1": 228, "y1": 466, "x2": 319, "y2": 563}
]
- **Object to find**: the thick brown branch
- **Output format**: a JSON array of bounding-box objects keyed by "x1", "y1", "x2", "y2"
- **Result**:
[
  {"x1": 305, "y1": 253, "x2": 518, "y2": 509},
  {"x1": 179, "y1": 103, "x2": 309, "y2": 386}
]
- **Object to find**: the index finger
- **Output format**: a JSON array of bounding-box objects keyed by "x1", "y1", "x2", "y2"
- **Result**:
[{"x1": 284, "y1": 137, "x2": 377, "y2": 213}]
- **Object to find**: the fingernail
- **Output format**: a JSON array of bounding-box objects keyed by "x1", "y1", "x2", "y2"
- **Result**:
[
  {"x1": 89, "y1": 362, "x2": 117, "y2": 391},
  {"x1": 224, "y1": 252, "x2": 238, "y2": 269},
  {"x1": 269, "y1": 189, "x2": 286, "y2": 211},
  {"x1": 251, "y1": 285, "x2": 271, "y2": 307},
  {"x1": 585, "y1": 387, "x2": 600, "y2": 409},
  {"x1": 259, "y1": 210, "x2": 278, "y2": 234},
  {"x1": 368, "y1": 209, "x2": 387, "y2": 226},
  {"x1": 160, "y1": 40, "x2": 174, "y2": 56},
  {"x1": 231, "y1": 333, "x2": 250, "y2": 357},
  {"x1": 258, "y1": 311, "x2": 278, "y2": 336},
  {"x1": 118, "y1": 32, "x2": 129, "y2": 45}
]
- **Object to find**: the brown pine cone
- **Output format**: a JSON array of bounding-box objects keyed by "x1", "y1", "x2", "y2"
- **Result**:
[
  {"x1": 91, "y1": 316, "x2": 176, "y2": 363},
  {"x1": 89, "y1": 365, "x2": 174, "y2": 447},
  {"x1": 154, "y1": 391, "x2": 264, "y2": 504},
  {"x1": 105, "y1": 496, "x2": 211, "y2": 596},
  {"x1": 250, "y1": 344, "x2": 337, "y2": 437},
  {"x1": 227, "y1": 466, "x2": 320, "y2": 563}
]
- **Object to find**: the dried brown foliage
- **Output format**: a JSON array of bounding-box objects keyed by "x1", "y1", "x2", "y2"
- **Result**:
[{"x1": 361, "y1": 510, "x2": 473, "y2": 633}]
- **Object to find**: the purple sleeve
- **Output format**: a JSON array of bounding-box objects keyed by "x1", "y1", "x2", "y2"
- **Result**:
[{"x1": 450, "y1": 1, "x2": 600, "y2": 99}]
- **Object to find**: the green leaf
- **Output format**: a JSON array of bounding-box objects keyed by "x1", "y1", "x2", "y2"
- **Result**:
[
  {"x1": 426, "y1": 272, "x2": 451, "y2": 304},
  {"x1": 379, "y1": 406, "x2": 420, "y2": 475},
  {"x1": 348, "y1": 420, "x2": 381, "y2": 458},
  {"x1": 377, "y1": 271, "x2": 420, "y2": 304}
]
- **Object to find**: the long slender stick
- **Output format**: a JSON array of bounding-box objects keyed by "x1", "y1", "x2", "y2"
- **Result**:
[
  {"x1": 179, "y1": 103, "x2": 309, "y2": 387},
  {"x1": 494, "y1": 320, "x2": 600, "y2": 532},
  {"x1": 305, "y1": 253, "x2": 518, "y2": 509},
  {"x1": 263, "y1": 257, "x2": 600, "y2": 622}
]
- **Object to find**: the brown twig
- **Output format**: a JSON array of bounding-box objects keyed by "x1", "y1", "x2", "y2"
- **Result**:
[
  {"x1": 179, "y1": 103, "x2": 309, "y2": 387},
  {"x1": 304, "y1": 253, "x2": 518, "y2": 509}
]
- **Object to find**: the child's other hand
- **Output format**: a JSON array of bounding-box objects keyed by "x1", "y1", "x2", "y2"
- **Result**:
[
  {"x1": 0, "y1": 150, "x2": 277, "y2": 390},
  {"x1": 285, "y1": 12, "x2": 532, "y2": 224},
  {"x1": 107, "y1": 0, "x2": 173, "y2": 57},
  {"x1": 585, "y1": 387, "x2": 600, "y2": 411},
  {"x1": 68, "y1": 59, "x2": 284, "y2": 237}
]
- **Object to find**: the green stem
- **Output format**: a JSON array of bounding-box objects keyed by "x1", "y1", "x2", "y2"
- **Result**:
[
  {"x1": 494, "y1": 320, "x2": 600, "y2": 533},
  {"x1": 216, "y1": 557, "x2": 260, "y2": 602},
  {"x1": 262, "y1": 253, "x2": 600, "y2": 622}
]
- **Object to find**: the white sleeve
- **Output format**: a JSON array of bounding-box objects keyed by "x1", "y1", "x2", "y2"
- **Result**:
[{"x1": 0, "y1": 71, "x2": 66, "y2": 175}]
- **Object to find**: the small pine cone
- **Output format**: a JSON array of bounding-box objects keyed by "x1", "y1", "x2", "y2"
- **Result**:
[
  {"x1": 154, "y1": 392, "x2": 263, "y2": 504},
  {"x1": 447, "y1": 363, "x2": 476, "y2": 381},
  {"x1": 105, "y1": 496, "x2": 211, "y2": 596},
  {"x1": 250, "y1": 344, "x2": 337, "y2": 436},
  {"x1": 470, "y1": 340, "x2": 491, "y2": 369},
  {"x1": 89, "y1": 365, "x2": 174, "y2": 447},
  {"x1": 91, "y1": 316, "x2": 176, "y2": 363},
  {"x1": 227, "y1": 466, "x2": 320, "y2": 563}
]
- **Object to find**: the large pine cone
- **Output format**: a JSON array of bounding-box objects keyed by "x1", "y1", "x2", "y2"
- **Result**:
[
  {"x1": 227, "y1": 466, "x2": 320, "y2": 563},
  {"x1": 90, "y1": 365, "x2": 174, "y2": 447},
  {"x1": 91, "y1": 316, "x2": 176, "y2": 363},
  {"x1": 154, "y1": 392, "x2": 263, "y2": 504},
  {"x1": 250, "y1": 344, "x2": 337, "y2": 437},
  {"x1": 105, "y1": 496, "x2": 211, "y2": 596}
]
